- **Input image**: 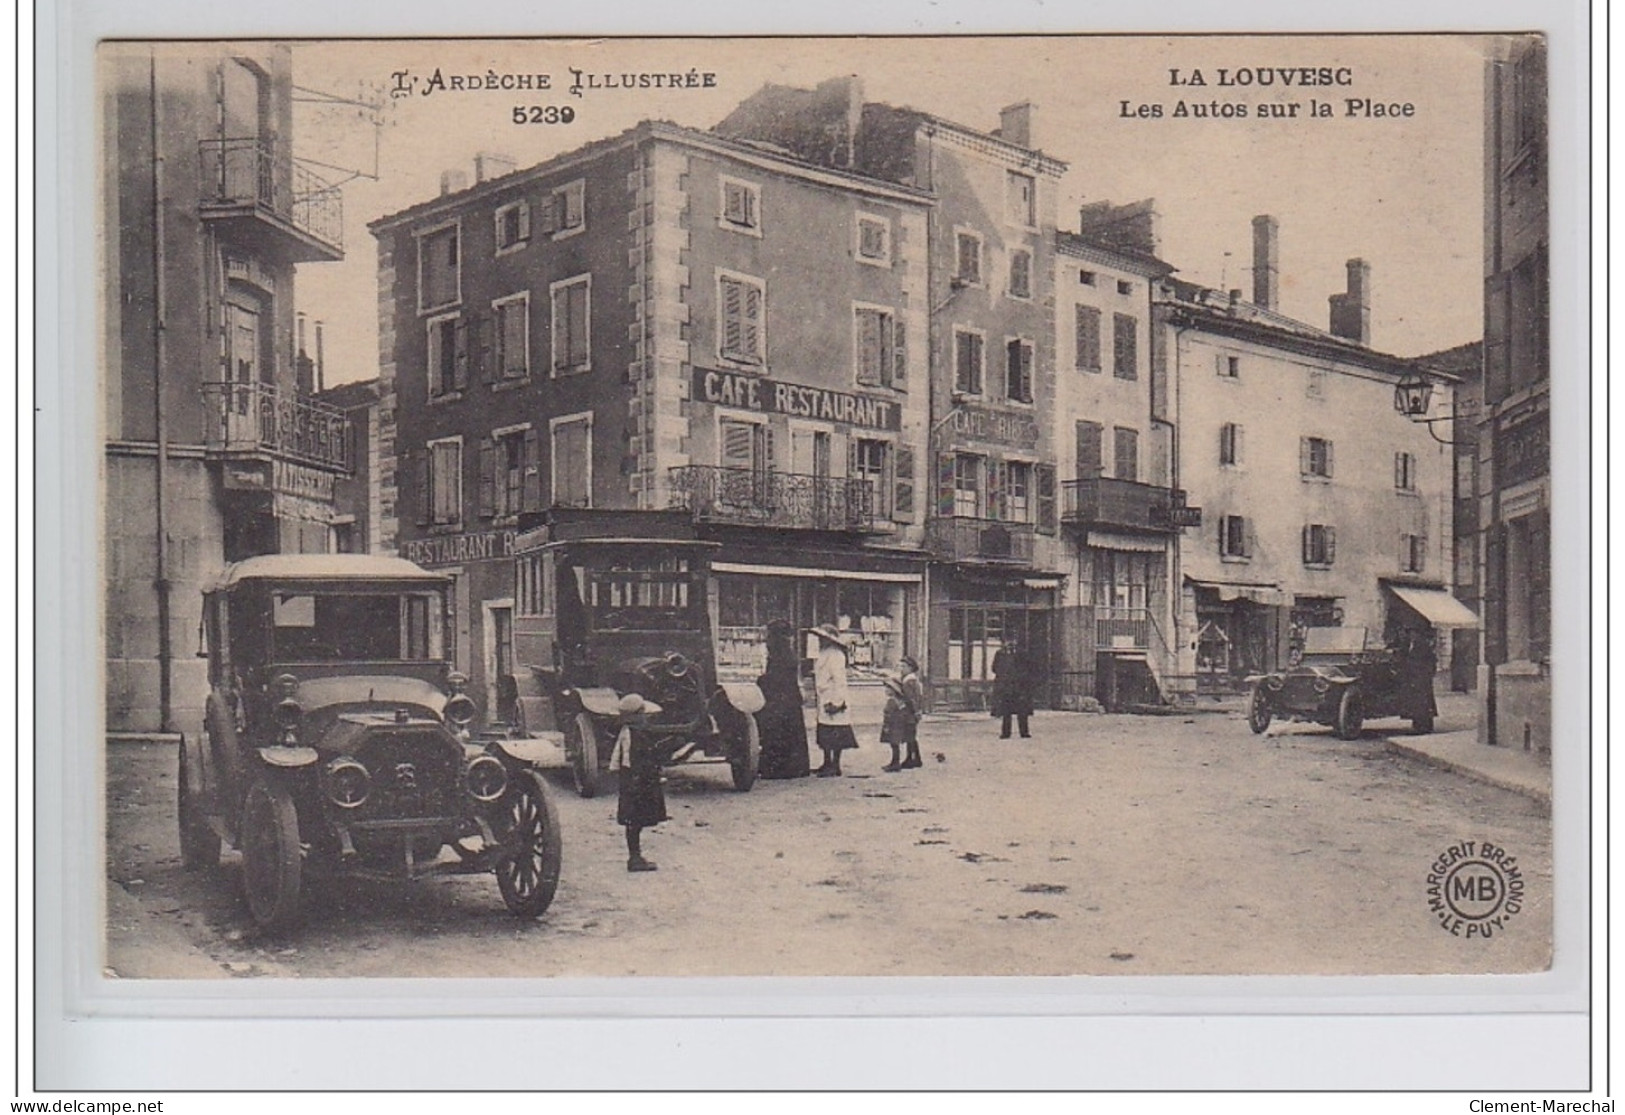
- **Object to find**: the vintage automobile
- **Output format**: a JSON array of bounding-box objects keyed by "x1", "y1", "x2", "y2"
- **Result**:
[
  {"x1": 183, "y1": 554, "x2": 563, "y2": 931},
  {"x1": 1246, "y1": 625, "x2": 1438, "y2": 740},
  {"x1": 511, "y1": 509, "x2": 764, "y2": 798}
]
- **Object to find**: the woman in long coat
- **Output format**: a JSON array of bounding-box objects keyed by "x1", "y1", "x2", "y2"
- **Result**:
[
  {"x1": 754, "y1": 619, "x2": 810, "y2": 779},
  {"x1": 810, "y1": 624, "x2": 859, "y2": 777},
  {"x1": 990, "y1": 637, "x2": 1033, "y2": 739}
]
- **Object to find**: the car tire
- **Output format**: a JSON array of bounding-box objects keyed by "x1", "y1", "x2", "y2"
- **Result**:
[
  {"x1": 729, "y1": 714, "x2": 760, "y2": 792},
  {"x1": 569, "y1": 711, "x2": 601, "y2": 799},
  {"x1": 239, "y1": 776, "x2": 302, "y2": 932},
  {"x1": 495, "y1": 770, "x2": 563, "y2": 919},
  {"x1": 1334, "y1": 688, "x2": 1364, "y2": 741},
  {"x1": 1246, "y1": 688, "x2": 1272, "y2": 735},
  {"x1": 1411, "y1": 715, "x2": 1435, "y2": 735},
  {"x1": 178, "y1": 736, "x2": 221, "y2": 871}
]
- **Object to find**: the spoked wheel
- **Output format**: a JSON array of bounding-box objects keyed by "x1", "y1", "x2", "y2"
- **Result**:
[
  {"x1": 178, "y1": 736, "x2": 221, "y2": 870},
  {"x1": 1334, "y1": 688, "x2": 1364, "y2": 741},
  {"x1": 729, "y1": 715, "x2": 761, "y2": 792},
  {"x1": 240, "y1": 776, "x2": 303, "y2": 932},
  {"x1": 495, "y1": 770, "x2": 563, "y2": 919},
  {"x1": 1246, "y1": 688, "x2": 1272, "y2": 735},
  {"x1": 568, "y1": 711, "x2": 601, "y2": 798}
]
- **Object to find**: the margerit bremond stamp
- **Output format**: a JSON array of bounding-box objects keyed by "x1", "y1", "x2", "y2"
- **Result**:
[{"x1": 1428, "y1": 841, "x2": 1527, "y2": 939}]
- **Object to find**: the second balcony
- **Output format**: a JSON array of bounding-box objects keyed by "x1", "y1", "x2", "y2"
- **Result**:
[
  {"x1": 1061, "y1": 477, "x2": 1196, "y2": 534},
  {"x1": 668, "y1": 465, "x2": 882, "y2": 533},
  {"x1": 197, "y1": 138, "x2": 344, "y2": 262}
]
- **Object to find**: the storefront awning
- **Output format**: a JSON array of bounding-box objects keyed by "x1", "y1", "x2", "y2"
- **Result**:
[
  {"x1": 712, "y1": 561, "x2": 921, "y2": 585},
  {"x1": 1189, "y1": 578, "x2": 1289, "y2": 607},
  {"x1": 1086, "y1": 530, "x2": 1169, "y2": 553},
  {"x1": 1388, "y1": 584, "x2": 1481, "y2": 628},
  {"x1": 1023, "y1": 577, "x2": 1064, "y2": 590}
]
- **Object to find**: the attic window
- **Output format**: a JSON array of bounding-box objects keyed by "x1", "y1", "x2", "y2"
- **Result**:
[{"x1": 1079, "y1": 270, "x2": 1096, "y2": 286}]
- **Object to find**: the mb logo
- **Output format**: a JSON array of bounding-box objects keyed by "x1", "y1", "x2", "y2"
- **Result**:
[{"x1": 1444, "y1": 861, "x2": 1507, "y2": 921}]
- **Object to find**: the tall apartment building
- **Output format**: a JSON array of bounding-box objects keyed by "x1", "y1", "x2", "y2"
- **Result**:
[
  {"x1": 102, "y1": 44, "x2": 352, "y2": 733},
  {"x1": 370, "y1": 118, "x2": 934, "y2": 718},
  {"x1": 1158, "y1": 218, "x2": 1459, "y2": 693},
  {"x1": 1480, "y1": 35, "x2": 1550, "y2": 753},
  {"x1": 717, "y1": 80, "x2": 1068, "y2": 710},
  {"x1": 1050, "y1": 201, "x2": 1186, "y2": 709}
]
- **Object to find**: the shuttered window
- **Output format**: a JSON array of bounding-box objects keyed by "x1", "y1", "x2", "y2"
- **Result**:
[
  {"x1": 419, "y1": 225, "x2": 460, "y2": 311},
  {"x1": 721, "y1": 178, "x2": 759, "y2": 230},
  {"x1": 1005, "y1": 339, "x2": 1034, "y2": 403},
  {"x1": 426, "y1": 315, "x2": 465, "y2": 396},
  {"x1": 720, "y1": 274, "x2": 766, "y2": 366},
  {"x1": 1219, "y1": 423, "x2": 1244, "y2": 467},
  {"x1": 1113, "y1": 427, "x2": 1139, "y2": 482},
  {"x1": 1301, "y1": 436, "x2": 1334, "y2": 478},
  {"x1": 1074, "y1": 420, "x2": 1103, "y2": 481},
  {"x1": 1302, "y1": 524, "x2": 1337, "y2": 566},
  {"x1": 954, "y1": 330, "x2": 984, "y2": 394},
  {"x1": 428, "y1": 439, "x2": 462, "y2": 527},
  {"x1": 1220, "y1": 514, "x2": 1252, "y2": 559},
  {"x1": 493, "y1": 295, "x2": 529, "y2": 380},
  {"x1": 550, "y1": 416, "x2": 592, "y2": 508},
  {"x1": 1008, "y1": 249, "x2": 1033, "y2": 299},
  {"x1": 955, "y1": 232, "x2": 982, "y2": 285},
  {"x1": 1075, "y1": 305, "x2": 1102, "y2": 372},
  {"x1": 494, "y1": 201, "x2": 530, "y2": 252},
  {"x1": 1113, "y1": 313, "x2": 1138, "y2": 380},
  {"x1": 550, "y1": 277, "x2": 590, "y2": 375},
  {"x1": 855, "y1": 307, "x2": 903, "y2": 388}
]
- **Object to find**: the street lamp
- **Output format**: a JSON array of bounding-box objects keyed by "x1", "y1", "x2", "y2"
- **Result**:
[{"x1": 1393, "y1": 370, "x2": 1459, "y2": 446}]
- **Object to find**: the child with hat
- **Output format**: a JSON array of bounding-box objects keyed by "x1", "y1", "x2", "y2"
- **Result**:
[{"x1": 809, "y1": 623, "x2": 858, "y2": 777}]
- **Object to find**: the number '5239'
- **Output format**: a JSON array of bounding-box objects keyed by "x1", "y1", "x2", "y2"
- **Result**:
[{"x1": 513, "y1": 105, "x2": 576, "y2": 124}]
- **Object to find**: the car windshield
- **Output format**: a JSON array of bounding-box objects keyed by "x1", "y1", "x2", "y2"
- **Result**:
[
  {"x1": 265, "y1": 589, "x2": 445, "y2": 662},
  {"x1": 1302, "y1": 626, "x2": 1371, "y2": 656},
  {"x1": 577, "y1": 558, "x2": 700, "y2": 632}
]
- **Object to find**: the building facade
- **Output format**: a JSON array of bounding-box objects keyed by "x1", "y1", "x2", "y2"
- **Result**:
[
  {"x1": 1479, "y1": 35, "x2": 1550, "y2": 753},
  {"x1": 370, "y1": 118, "x2": 935, "y2": 719},
  {"x1": 102, "y1": 44, "x2": 351, "y2": 733},
  {"x1": 1052, "y1": 205, "x2": 1187, "y2": 709},
  {"x1": 717, "y1": 81, "x2": 1069, "y2": 710},
  {"x1": 1159, "y1": 219, "x2": 1456, "y2": 693}
]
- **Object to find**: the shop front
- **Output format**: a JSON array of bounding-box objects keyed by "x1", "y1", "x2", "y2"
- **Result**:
[
  {"x1": 928, "y1": 567, "x2": 1062, "y2": 712},
  {"x1": 1189, "y1": 578, "x2": 1291, "y2": 694},
  {"x1": 397, "y1": 526, "x2": 519, "y2": 723}
]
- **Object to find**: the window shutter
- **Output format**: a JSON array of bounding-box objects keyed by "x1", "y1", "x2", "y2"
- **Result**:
[
  {"x1": 1395, "y1": 452, "x2": 1404, "y2": 490},
  {"x1": 1219, "y1": 424, "x2": 1231, "y2": 465},
  {"x1": 936, "y1": 452, "x2": 957, "y2": 517},
  {"x1": 891, "y1": 318, "x2": 907, "y2": 389},
  {"x1": 720, "y1": 419, "x2": 755, "y2": 469},
  {"x1": 1022, "y1": 343, "x2": 1034, "y2": 402},
  {"x1": 478, "y1": 437, "x2": 496, "y2": 518},
  {"x1": 1076, "y1": 305, "x2": 1100, "y2": 371},
  {"x1": 892, "y1": 445, "x2": 915, "y2": 522},
  {"x1": 742, "y1": 283, "x2": 763, "y2": 364},
  {"x1": 721, "y1": 279, "x2": 743, "y2": 359},
  {"x1": 415, "y1": 451, "x2": 431, "y2": 526},
  {"x1": 569, "y1": 284, "x2": 589, "y2": 368},
  {"x1": 1035, "y1": 464, "x2": 1057, "y2": 535},
  {"x1": 453, "y1": 319, "x2": 469, "y2": 391},
  {"x1": 1302, "y1": 525, "x2": 1312, "y2": 565},
  {"x1": 522, "y1": 428, "x2": 542, "y2": 512},
  {"x1": 538, "y1": 193, "x2": 558, "y2": 235},
  {"x1": 517, "y1": 200, "x2": 531, "y2": 241},
  {"x1": 1299, "y1": 436, "x2": 1310, "y2": 475},
  {"x1": 1326, "y1": 526, "x2": 1337, "y2": 565},
  {"x1": 1324, "y1": 440, "x2": 1335, "y2": 478},
  {"x1": 1218, "y1": 515, "x2": 1228, "y2": 557},
  {"x1": 987, "y1": 459, "x2": 1007, "y2": 521},
  {"x1": 856, "y1": 310, "x2": 882, "y2": 386},
  {"x1": 1242, "y1": 517, "x2": 1255, "y2": 558},
  {"x1": 551, "y1": 288, "x2": 567, "y2": 372},
  {"x1": 1075, "y1": 420, "x2": 1102, "y2": 481},
  {"x1": 1215, "y1": 352, "x2": 1227, "y2": 377}
]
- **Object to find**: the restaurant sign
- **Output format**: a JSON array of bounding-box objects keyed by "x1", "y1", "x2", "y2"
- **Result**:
[
  {"x1": 401, "y1": 529, "x2": 517, "y2": 567},
  {"x1": 692, "y1": 367, "x2": 901, "y2": 432}
]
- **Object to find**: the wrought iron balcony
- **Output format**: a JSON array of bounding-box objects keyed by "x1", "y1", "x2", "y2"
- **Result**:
[
  {"x1": 1095, "y1": 605, "x2": 1153, "y2": 650},
  {"x1": 203, "y1": 381, "x2": 354, "y2": 474},
  {"x1": 197, "y1": 138, "x2": 344, "y2": 261},
  {"x1": 926, "y1": 516, "x2": 1036, "y2": 565},
  {"x1": 1061, "y1": 477, "x2": 1196, "y2": 533},
  {"x1": 667, "y1": 465, "x2": 881, "y2": 532}
]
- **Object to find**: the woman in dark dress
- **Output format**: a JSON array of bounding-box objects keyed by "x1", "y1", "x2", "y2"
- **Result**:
[
  {"x1": 614, "y1": 694, "x2": 670, "y2": 872},
  {"x1": 754, "y1": 618, "x2": 811, "y2": 779}
]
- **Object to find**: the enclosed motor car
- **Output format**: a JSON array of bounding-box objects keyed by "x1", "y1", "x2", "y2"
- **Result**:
[{"x1": 184, "y1": 554, "x2": 563, "y2": 931}]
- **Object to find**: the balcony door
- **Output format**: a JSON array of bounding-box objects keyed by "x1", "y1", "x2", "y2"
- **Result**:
[
  {"x1": 719, "y1": 416, "x2": 771, "y2": 514},
  {"x1": 789, "y1": 424, "x2": 842, "y2": 528}
]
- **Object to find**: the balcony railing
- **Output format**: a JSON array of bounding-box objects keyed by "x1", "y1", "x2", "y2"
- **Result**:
[
  {"x1": 667, "y1": 465, "x2": 880, "y2": 532},
  {"x1": 1062, "y1": 477, "x2": 1193, "y2": 533},
  {"x1": 198, "y1": 137, "x2": 344, "y2": 256},
  {"x1": 203, "y1": 381, "x2": 354, "y2": 474},
  {"x1": 926, "y1": 516, "x2": 1036, "y2": 565},
  {"x1": 1095, "y1": 606, "x2": 1152, "y2": 650}
]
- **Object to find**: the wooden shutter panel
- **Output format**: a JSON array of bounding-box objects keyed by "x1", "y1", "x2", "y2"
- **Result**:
[
  {"x1": 517, "y1": 200, "x2": 531, "y2": 241},
  {"x1": 1325, "y1": 440, "x2": 1335, "y2": 478},
  {"x1": 987, "y1": 459, "x2": 1007, "y2": 521},
  {"x1": 478, "y1": 437, "x2": 496, "y2": 518},
  {"x1": 1243, "y1": 517, "x2": 1255, "y2": 558},
  {"x1": 856, "y1": 310, "x2": 882, "y2": 386},
  {"x1": 452, "y1": 319, "x2": 469, "y2": 391},
  {"x1": 1326, "y1": 526, "x2": 1336, "y2": 564},
  {"x1": 551, "y1": 288, "x2": 567, "y2": 372},
  {"x1": 720, "y1": 420, "x2": 754, "y2": 468},
  {"x1": 892, "y1": 446, "x2": 916, "y2": 522},
  {"x1": 415, "y1": 450, "x2": 431, "y2": 526},
  {"x1": 891, "y1": 317, "x2": 907, "y2": 389},
  {"x1": 936, "y1": 452, "x2": 957, "y2": 517},
  {"x1": 1075, "y1": 420, "x2": 1102, "y2": 481},
  {"x1": 1035, "y1": 464, "x2": 1057, "y2": 535},
  {"x1": 1301, "y1": 525, "x2": 1312, "y2": 565},
  {"x1": 569, "y1": 284, "x2": 589, "y2": 369},
  {"x1": 522, "y1": 428, "x2": 542, "y2": 512},
  {"x1": 742, "y1": 283, "x2": 763, "y2": 364},
  {"x1": 721, "y1": 279, "x2": 743, "y2": 360},
  {"x1": 1299, "y1": 437, "x2": 1311, "y2": 475},
  {"x1": 537, "y1": 192, "x2": 558, "y2": 234}
]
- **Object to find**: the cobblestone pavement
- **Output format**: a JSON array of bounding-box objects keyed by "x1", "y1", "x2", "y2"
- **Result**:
[{"x1": 104, "y1": 701, "x2": 1552, "y2": 979}]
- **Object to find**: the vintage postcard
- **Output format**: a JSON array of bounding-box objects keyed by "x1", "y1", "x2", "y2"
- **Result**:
[{"x1": 95, "y1": 33, "x2": 1560, "y2": 988}]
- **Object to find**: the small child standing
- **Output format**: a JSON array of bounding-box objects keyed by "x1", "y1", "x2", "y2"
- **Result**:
[
  {"x1": 897, "y1": 654, "x2": 925, "y2": 769},
  {"x1": 881, "y1": 656, "x2": 924, "y2": 772}
]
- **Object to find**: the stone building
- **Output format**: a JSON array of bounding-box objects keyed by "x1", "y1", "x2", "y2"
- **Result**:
[{"x1": 101, "y1": 44, "x2": 352, "y2": 733}]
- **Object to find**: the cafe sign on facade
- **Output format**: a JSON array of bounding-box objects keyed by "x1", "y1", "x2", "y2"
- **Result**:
[{"x1": 692, "y1": 367, "x2": 902, "y2": 432}]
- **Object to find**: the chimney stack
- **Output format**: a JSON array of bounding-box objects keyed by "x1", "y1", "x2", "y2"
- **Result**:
[
  {"x1": 999, "y1": 102, "x2": 1038, "y2": 149},
  {"x1": 1078, "y1": 198, "x2": 1161, "y2": 257},
  {"x1": 1251, "y1": 215, "x2": 1279, "y2": 311},
  {"x1": 439, "y1": 168, "x2": 470, "y2": 196},
  {"x1": 474, "y1": 152, "x2": 516, "y2": 183},
  {"x1": 1328, "y1": 258, "x2": 1372, "y2": 344}
]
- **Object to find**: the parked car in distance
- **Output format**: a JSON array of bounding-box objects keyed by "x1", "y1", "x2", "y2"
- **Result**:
[
  {"x1": 511, "y1": 509, "x2": 764, "y2": 798},
  {"x1": 1246, "y1": 625, "x2": 1438, "y2": 740},
  {"x1": 183, "y1": 554, "x2": 563, "y2": 932}
]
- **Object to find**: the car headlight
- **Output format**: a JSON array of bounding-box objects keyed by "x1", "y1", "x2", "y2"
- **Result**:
[
  {"x1": 462, "y1": 753, "x2": 508, "y2": 803},
  {"x1": 1313, "y1": 678, "x2": 1331, "y2": 695},
  {"x1": 445, "y1": 693, "x2": 477, "y2": 729},
  {"x1": 665, "y1": 652, "x2": 691, "y2": 679},
  {"x1": 324, "y1": 756, "x2": 371, "y2": 809},
  {"x1": 1266, "y1": 676, "x2": 1283, "y2": 691}
]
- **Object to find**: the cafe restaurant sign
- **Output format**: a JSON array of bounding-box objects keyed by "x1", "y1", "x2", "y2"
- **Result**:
[
  {"x1": 945, "y1": 405, "x2": 1040, "y2": 448},
  {"x1": 401, "y1": 529, "x2": 517, "y2": 567},
  {"x1": 692, "y1": 367, "x2": 901, "y2": 432}
]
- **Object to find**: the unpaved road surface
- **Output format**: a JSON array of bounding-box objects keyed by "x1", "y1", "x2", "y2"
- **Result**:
[{"x1": 105, "y1": 705, "x2": 1551, "y2": 979}]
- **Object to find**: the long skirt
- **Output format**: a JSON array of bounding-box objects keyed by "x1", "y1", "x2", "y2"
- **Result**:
[
  {"x1": 756, "y1": 698, "x2": 811, "y2": 779},
  {"x1": 815, "y1": 723, "x2": 859, "y2": 752},
  {"x1": 616, "y1": 735, "x2": 669, "y2": 827}
]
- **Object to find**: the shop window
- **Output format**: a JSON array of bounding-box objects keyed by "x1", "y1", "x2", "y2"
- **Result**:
[{"x1": 1112, "y1": 314, "x2": 1138, "y2": 380}]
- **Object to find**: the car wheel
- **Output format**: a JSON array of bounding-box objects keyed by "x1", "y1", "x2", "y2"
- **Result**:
[
  {"x1": 239, "y1": 776, "x2": 302, "y2": 932},
  {"x1": 1411, "y1": 714, "x2": 1435, "y2": 735},
  {"x1": 1246, "y1": 688, "x2": 1272, "y2": 735},
  {"x1": 495, "y1": 770, "x2": 563, "y2": 919},
  {"x1": 178, "y1": 736, "x2": 221, "y2": 871},
  {"x1": 568, "y1": 711, "x2": 601, "y2": 799},
  {"x1": 729, "y1": 714, "x2": 760, "y2": 792},
  {"x1": 1334, "y1": 688, "x2": 1364, "y2": 741}
]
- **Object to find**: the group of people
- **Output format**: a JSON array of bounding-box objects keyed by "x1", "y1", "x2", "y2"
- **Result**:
[{"x1": 615, "y1": 622, "x2": 1035, "y2": 872}]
